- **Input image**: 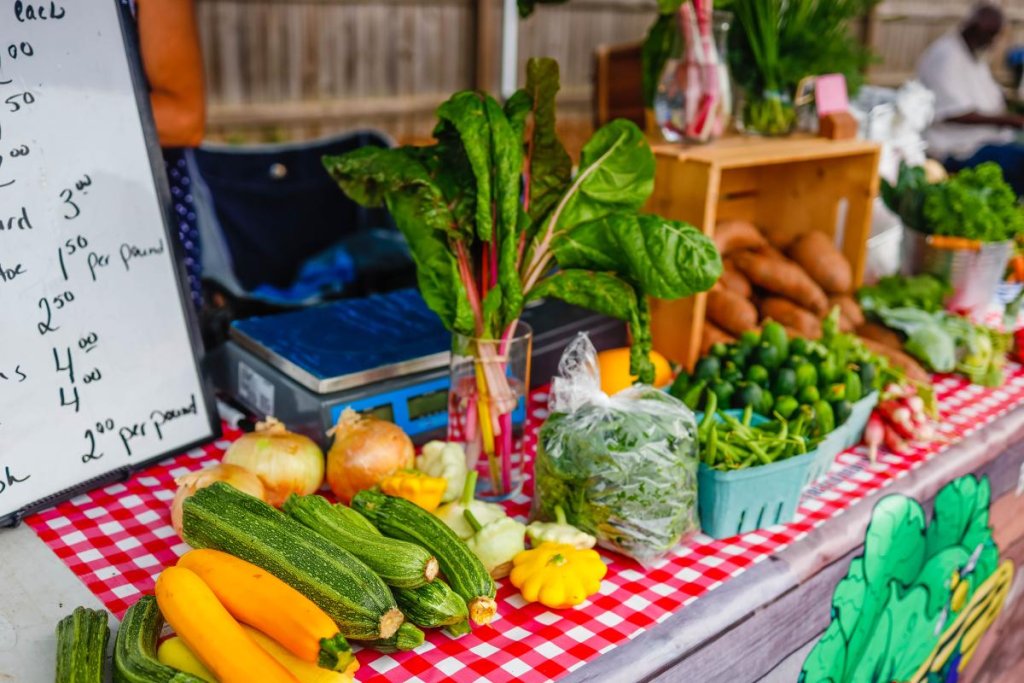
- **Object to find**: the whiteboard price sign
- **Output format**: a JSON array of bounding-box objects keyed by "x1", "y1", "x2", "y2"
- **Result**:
[{"x1": 0, "y1": 0, "x2": 218, "y2": 524}]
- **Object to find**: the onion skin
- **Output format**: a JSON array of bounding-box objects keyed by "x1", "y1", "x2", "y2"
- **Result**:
[
  {"x1": 171, "y1": 464, "x2": 266, "y2": 537},
  {"x1": 327, "y1": 409, "x2": 414, "y2": 504},
  {"x1": 222, "y1": 418, "x2": 325, "y2": 507}
]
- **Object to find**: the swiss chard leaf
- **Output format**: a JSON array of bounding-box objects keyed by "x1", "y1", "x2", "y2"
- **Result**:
[
  {"x1": 323, "y1": 147, "x2": 474, "y2": 335},
  {"x1": 526, "y1": 269, "x2": 655, "y2": 383},
  {"x1": 484, "y1": 96, "x2": 525, "y2": 329},
  {"x1": 436, "y1": 92, "x2": 495, "y2": 241},
  {"x1": 548, "y1": 119, "x2": 655, "y2": 236},
  {"x1": 553, "y1": 212, "x2": 723, "y2": 300},
  {"x1": 518, "y1": 58, "x2": 572, "y2": 232}
]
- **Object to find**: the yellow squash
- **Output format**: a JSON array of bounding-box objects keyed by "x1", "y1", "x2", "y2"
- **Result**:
[
  {"x1": 509, "y1": 542, "x2": 607, "y2": 609},
  {"x1": 154, "y1": 566, "x2": 298, "y2": 683},
  {"x1": 245, "y1": 626, "x2": 358, "y2": 683},
  {"x1": 177, "y1": 549, "x2": 352, "y2": 671},
  {"x1": 160, "y1": 630, "x2": 357, "y2": 683},
  {"x1": 380, "y1": 469, "x2": 447, "y2": 512},
  {"x1": 156, "y1": 637, "x2": 216, "y2": 682}
]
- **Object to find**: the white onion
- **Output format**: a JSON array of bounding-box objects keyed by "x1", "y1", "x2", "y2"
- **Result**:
[
  {"x1": 171, "y1": 464, "x2": 266, "y2": 537},
  {"x1": 222, "y1": 417, "x2": 324, "y2": 507}
]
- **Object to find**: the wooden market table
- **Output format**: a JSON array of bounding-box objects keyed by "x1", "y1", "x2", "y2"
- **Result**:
[{"x1": 3, "y1": 370, "x2": 1024, "y2": 682}]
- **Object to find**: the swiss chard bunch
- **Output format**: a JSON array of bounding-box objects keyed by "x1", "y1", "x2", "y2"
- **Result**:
[
  {"x1": 923, "y1": 162, "x2": 1024, "y2": 243},
  {"x1": 324, "y1": 58, "x2": 722, "y2": 382}
]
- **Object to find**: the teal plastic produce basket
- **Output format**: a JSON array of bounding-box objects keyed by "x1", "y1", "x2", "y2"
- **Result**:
[
  {"x1": 803, "y1": 392, "x2": 879, "y2": 486},
  {"x1": 697, "y1": 449, "x2": 815, "y2": 540}
]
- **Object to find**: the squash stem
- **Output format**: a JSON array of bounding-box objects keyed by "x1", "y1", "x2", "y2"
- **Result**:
[
  {"x1": 461, "y1": 471, "x2": 479, "y2": 507},
  {"x1": 317, "y1": 634, "x2": 356, "y2": 672},
  {"x1": 554, "y1": 505, "x2": 567, "y2": 525},
  {"x1": 424, "y1": 557, "x2": 440, "y2": 583}
]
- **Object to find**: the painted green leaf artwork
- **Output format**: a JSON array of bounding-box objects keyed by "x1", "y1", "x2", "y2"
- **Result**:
[{"x1": 801, "y1": 475, "x2": 1013, "y2": 683}]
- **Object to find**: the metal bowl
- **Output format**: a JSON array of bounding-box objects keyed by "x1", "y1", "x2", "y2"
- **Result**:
[{"x1": 900, "y1": 227, "x2": 1012, "y2": 313}]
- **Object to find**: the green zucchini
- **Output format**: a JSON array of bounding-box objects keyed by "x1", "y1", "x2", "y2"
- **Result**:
[
  {"x1": 283, "y1": 494, "x2": 439, "y2": 588},
  {"x1": 113, "y1": 596, "x2": 205, "y2": 683},
  {"x1": 393, "y1": 579, "x2": 468, "y2": 628},
  {"x1": 445, "y1": 619, "x2": 472, "y2": 638},
  {"x1": 182, "y1": 482, "x2": 403, "y2": 640},
  {"x1": 352, "y1": 490, "x2": 497, "y2": 626},
  {"x1": 364, "y1": 623, "x2": 425, "y2": 653},
  {"x1": 55, "y1": 606, "x2": 110, "y2": 683}
]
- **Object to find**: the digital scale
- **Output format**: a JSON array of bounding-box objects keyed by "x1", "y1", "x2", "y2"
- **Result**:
[{"x1": 205, "y1": 289, "x2": 626, "y2": 445}]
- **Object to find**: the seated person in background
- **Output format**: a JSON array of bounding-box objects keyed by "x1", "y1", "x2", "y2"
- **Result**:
[{"x1": 917, "y1": 2, "x2": 1024, "y2": 194}]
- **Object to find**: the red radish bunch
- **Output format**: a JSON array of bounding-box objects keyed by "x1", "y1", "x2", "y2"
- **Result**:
[{"x1": 862, "y1": 383, "x2": 941, "y2": 463}]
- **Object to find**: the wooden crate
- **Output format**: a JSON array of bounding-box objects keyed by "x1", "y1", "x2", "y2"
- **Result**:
[{"x1": 645, "y1": 135, "x2": 882, "y2": 370}]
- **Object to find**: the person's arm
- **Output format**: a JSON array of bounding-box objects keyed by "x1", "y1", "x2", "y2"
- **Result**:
[
  {"x1": 136, "y1": 0, "x2": 206, "y2": 148},
  {"x1": 945, "y1": 111, "x2": 1024, "y2": 128}
]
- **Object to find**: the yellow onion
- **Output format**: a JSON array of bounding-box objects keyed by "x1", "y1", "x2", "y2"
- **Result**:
[
  {"x1": 222, "y1": 417, "x2": 325, "y2": 507},
  {"x1": 327, "y1": 408, "x2": 414, "y2": 504},
  {"x1": 171, "y1": 464, "x2": 266, "y2": 537}
]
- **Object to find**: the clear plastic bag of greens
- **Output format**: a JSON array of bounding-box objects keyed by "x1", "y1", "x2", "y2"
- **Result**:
[{"x1": 532, "y1": 333, "x2": 700, "y2": 566}]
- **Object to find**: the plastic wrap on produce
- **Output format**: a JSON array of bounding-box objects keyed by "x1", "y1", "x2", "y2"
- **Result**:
[{"x1": 532, "y1": 334, "x2": 700, "y2": 566}]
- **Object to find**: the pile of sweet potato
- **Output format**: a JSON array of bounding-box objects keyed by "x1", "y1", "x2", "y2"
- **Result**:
[{"x1": 705, "y1": 220, "x2": 862, "y2": 347}]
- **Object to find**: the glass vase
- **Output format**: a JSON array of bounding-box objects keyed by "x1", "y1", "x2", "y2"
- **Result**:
[
  {"x1": 736, "y1": 88, "x2": 797, "y2": 137},
  {"x1": 447, "y1": 322, "x2": 532, "y2": 501},
  {"x1": 654, "y1": 9, "x2": 733, "y2": 144}
]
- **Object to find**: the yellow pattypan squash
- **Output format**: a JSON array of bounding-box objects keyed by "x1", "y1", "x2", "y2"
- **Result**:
[
  {"x1": 380, "y1": 469, "x2": 447, "y2": 511},
  {"x1": 510, "y1": 542, "x2": 607, "y2": 609}
]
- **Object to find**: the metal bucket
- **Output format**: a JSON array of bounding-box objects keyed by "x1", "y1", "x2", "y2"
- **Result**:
[{"x1": 900, "y1": 227, "x2": 1012, "y2": 313}]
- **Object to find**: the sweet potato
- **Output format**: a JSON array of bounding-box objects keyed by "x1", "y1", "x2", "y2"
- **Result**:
[
  {"x1": 720, "y1": 261, "x2": 753, "y2": 298},
  {"x1": 713, "y1": 220, "x2": 767, "y2": 256},
  {"x1": 787, "y1": 231, "x2": 852, "y2": 294},
  {"x1": 706, "y1": 288, "x2": 759, "y2": 337},
  {"x1": 760, "y1": 297, "x2": 822, "y2": 339},
  {"x1": 732, "y1": 251, "x2": 829, "y2": 315},
  {"x1": 701, "y1": 321, "x2": 735, "y2": 355},
  {"x1": 857, "y1": 336, "x2": 930, "y2": 383},
  {"x1": 856, "y1": 322, "x2": 904, "y2": 350},
  {"x1": 829, "y1": 295, "x2": 864, "y2": 328}
]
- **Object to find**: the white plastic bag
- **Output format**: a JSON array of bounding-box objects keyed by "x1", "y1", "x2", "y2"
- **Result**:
[{"x1": 533, "y1": 334, "x2": 700, "y2": 565}]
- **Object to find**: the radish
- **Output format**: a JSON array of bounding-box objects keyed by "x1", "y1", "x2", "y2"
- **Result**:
[
  {"x1": 883, "y1": 425, "x2": 908, "y2": 453},
  {"x1": 879, "y1": 400, "x2": 917, "y2": 440},
  {"x1": 864, "y1": 412, "x2": 884, "y2": 464}
]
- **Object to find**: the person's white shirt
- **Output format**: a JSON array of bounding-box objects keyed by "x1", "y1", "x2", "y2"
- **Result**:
[{"x1": 916, "y1": 31, "x2": 1015, "y2": 160}]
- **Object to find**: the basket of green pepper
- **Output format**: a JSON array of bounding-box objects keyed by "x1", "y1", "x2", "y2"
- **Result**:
[
  {"x1": 670, "y1": 315, "x2": 882, "y2": 486},
  {"x1": 695, "y1": 393, "x2": 819, "y2": 539}
]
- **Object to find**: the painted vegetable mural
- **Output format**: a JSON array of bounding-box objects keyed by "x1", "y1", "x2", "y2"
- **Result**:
[
  {"x1": 324, "y1": 57, "x2": 721, "y2": 496},
  {"x1": 801, "y1": 475, "x2": 1014, "y2": 683}
]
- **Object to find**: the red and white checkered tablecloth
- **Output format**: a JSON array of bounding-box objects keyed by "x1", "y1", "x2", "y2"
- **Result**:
[{"x1": 24, "y1": 365, "x2": 1024, "y2": 682}]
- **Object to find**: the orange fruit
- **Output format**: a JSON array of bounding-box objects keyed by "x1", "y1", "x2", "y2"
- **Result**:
[{"x1": 597, "y1": 348, "x2": 673, "y2": 395}]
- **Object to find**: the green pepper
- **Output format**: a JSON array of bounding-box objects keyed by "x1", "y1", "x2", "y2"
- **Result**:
[
  {"x1": 732, "y1": 382, "x2": 763, "y2": 409},
  {"x1": 710, "y1": 342, "x2": 729, "y2": 358},
  {"x1": 798, "y1": 385, "x2": 820, "y2": 404},
  {"x1": 711, "y1": 380, "x2": 736, "y2": 407},
  {"x1": 858, "y1": 362, "x2": 877, "y2": 393},
  {"x1": 795, "y1": 362, "x2": 818, "y2": 390},
  {"x1": 757, "y1": 388, "x2": 775, "y2": 416},
  {"x1": 845, "y1": 369, "x2": 863, "y2": 403},
  {"x1": 819, "y1": 356, "x2": 840, "y2": 384},
  {"x1": 832, "y1": 399, "x2": 853, "y2": 426},
  {"x1": 683, "y1": 379, "x2": 707, "y2": 410},
  {"x1": 756, "y1": 343, "x2": 782, "y2": 371},
  {"x1": 827, "y1": 383, "x2": 846, "y2": 401},
  {"x1": 722, "y1": 361, "x2": 742, "y2": 385},
  {"x1": 761, "y1": 321, "x2": 789, "y2": 360},
  {"x1": 784, "y1": 354, "x2": 807, "y2": 370},
  {"x1": 694, "y1": 356, "x2": 721, "y2": 382},
  {"x1": 668, "y1": 371, "x2": 691, "y2": 400},
  {"x1": 747, "y1": 364, "x2": 770, "y2": 387},
  {"x1": 773, "y1": 395, "x2": 799, "y2": 420},
  {"x1": 772, "y1": 367, "x2": 797, "y2": 397},
  {"x1": 789, "y1": 337, "x2": 808, "y2": 356},
  {"x1": 814, "y1": 400, "x2": 835, "y2": 436},
  {"x1": 739, "y1": 330, "x2": 760, "y2": 351}
]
